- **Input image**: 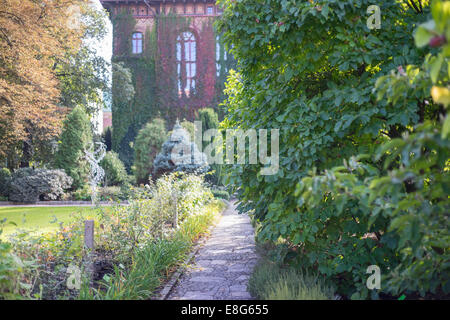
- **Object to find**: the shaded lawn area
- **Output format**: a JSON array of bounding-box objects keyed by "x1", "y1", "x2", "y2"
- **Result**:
[{"x1": 0, "y1": 206, "x2": 106, "y2": 239}]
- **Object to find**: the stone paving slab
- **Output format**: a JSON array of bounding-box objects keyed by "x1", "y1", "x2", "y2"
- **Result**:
[{"x1": 168, "y1": 200, "x2": 258, "y2": 300}]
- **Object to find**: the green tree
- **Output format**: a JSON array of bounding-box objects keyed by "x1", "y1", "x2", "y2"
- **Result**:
[
  {"x1": 100, "y1": 151, "x2": 127, "y2": 186},
  {"x1": 216, "y1": 0, "x2": 443, "y2": 298},
  {"x1": 196, "y1": 108, "x2": 222, "y2": 185},
  {"x1": 103, "y1": 127, "x2": 112, "y2": 151},
  {"x1": 111, "y1": 61, "x2": 136, "y2": 170},
  {"x1": 111, "y1": 62, "x2": 135, "y2": 106},
  {"x1": 298, "y1": 2, "x2": 450, "y2": 297},
  {"x1": 54, "y1": 106, "x2": 93, "y2": 190},
  {"x1": 197, "y1": 108, "x2": 219, "y2": 150},
  {"x1": 0, "y1": 168, "x2": 11, "y2": 198},
  {"x1": 133, "y1": 118, "x2": 167, "y2": 184},
  {"x1": 181, "y1": 120, "x2": 195, "y2": 140}
]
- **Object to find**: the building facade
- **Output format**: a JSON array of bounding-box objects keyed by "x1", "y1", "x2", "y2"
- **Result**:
[{"x1": 100, "y1": 0, "x2": 231, "y2": 169}]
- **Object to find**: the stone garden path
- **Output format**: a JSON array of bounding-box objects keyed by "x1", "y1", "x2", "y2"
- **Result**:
[{"x1": 168, "y1": 200, "x2": 259, "y2": 300}]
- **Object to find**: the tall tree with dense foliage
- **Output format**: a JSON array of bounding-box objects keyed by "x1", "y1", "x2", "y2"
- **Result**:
[
  {"x1": 0, "y1": 0, "x2": 83, "y2": 166},
  {"x1": 217, "y1": 0, "x2": 448, "y2": 298},
  {"x1": 100, "y1": 151, "x2": 127, "y2": 186},
  {"x1": 0, "y1": 0, "x2": 109, "y2": 168},
  {"x1": 54, "y1": 106, "x2": 93, "y2": 190},
  {"x1": 197, "y1": 108, "x2": 223, "y2": 185},
  {"x1": 111, "y1": 61, "x2": 136, "y2": 169},
  {"x1": 133, "y1": 118, "x2": 167, "y2": 184}
]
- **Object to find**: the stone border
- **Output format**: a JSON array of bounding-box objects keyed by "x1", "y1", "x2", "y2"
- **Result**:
[
  {"x1": 156, "y1": 199, "x2": 230, "y2": 300},
  {"x1": 0, "y1": 200, "x2": 128, "y2": 207}
]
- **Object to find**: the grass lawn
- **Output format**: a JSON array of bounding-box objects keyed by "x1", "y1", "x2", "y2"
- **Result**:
[{"x1": 0, "y1": 206, "x2": 104, "y2": 240}]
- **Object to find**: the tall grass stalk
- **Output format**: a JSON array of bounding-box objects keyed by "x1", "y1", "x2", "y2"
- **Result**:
[{"x1": 248, "y1": 259, "x2": 335, "y2": 300}]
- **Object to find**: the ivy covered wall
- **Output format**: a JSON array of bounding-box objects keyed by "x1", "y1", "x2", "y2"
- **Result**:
[{"x1": 109, "y1": 8, "x2": 234, "y2": 170}]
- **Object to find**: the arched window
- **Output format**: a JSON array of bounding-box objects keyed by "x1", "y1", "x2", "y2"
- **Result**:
[
  {"x1": 176, "y1": 31, "x2": 196, "y2": 97},
  {"x1": 132, "y1": 32, "x2": 143, "y2": 54},
  {"x1": 216, "y1": 35, "x2": 228, "y2": 77}
]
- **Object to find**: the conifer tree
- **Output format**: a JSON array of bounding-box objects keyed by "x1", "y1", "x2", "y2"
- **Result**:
[{"x1": 54, "y1": 106, "x2": 93, "y2": 190}]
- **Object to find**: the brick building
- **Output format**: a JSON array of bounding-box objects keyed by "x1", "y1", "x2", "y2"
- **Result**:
[{"x1": 100, "y1": 0, "x2": 230, "y2": 168}]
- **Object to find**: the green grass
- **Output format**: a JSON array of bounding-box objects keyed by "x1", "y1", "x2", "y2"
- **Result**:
[
  {"x1": 0, "y1": 206, "x2": 103, "y2": 239},
  {"x1": 248, "y1": 257, "x2": 335, "y2": 300}
]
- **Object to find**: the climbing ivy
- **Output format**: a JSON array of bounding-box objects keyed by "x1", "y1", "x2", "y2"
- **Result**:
[{"x1": 111, "y1": 10, "x2": 234, "y2": 170}]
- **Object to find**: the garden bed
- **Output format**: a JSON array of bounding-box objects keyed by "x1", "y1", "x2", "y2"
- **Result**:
[{"x1": 0, "y1": 173, "x2": 226, "y2": 300}]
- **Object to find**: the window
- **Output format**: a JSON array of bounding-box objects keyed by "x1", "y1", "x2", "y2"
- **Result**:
[
  {"x1": 216, "y1": 35, "x2": 228, "y2": 77},
  {"x1": 176, "y1": 31, "x2": 196, "y2": 97},
  {"x1": 207, "y1": 6, "x2": 214, "y2": 15},
  {"x1": 132, "y1": 32, "x2": 143, "y2": 54}
]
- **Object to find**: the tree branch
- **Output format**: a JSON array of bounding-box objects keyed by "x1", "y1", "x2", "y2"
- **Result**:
[
  {"x1": 0, "y1": 27, "x2": 12, "y2": 47},
  {"x1": 0, "y1": 10, "x2": 24, "y2": 25}
]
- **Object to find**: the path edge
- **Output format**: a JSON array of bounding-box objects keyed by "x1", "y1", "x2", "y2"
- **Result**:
[{"x1": 156, "y1": 199, "x2": 231, "y2": 300}]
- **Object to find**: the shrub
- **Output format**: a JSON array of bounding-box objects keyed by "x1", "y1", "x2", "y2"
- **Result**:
[
  {"x1": 295, "y1": 3, "x2": 450, "y2": 299},
  {"x1": 211, "y1": 188, "x2": 230, "y2": 200},
  {"x1": 95, "y1": 172, "x2": 213, "y2": 263},
  {"x1": 167, "y1": 120, "x2": 195, "y2": 140},
  {"x1": 0, "y1": 235, "x2": 21, "y2": 299},
  {"x1": 9, "y1": 168, "x2": 73, "y2": 203},
  {"x1": 153, "y1": 122, "x2": 209, "y2": 180},
  {"x1": 0, "y1": 235, "x2": 39, "y2": 299},
  {"x1": 1, "y1": 172, "x2": 223, "y2": 300},
  {"x1": 180, "y1": 120, "x2": 194, "y2": 140},
  {"x1": 84, "y1": 200, "x2": 223, "y2": 300},
  {"x1": 197, "y1": 108, "x2": 219, "y2": 146},
  {"x1": 100, "y1": 151, "x2": 127, "y2": 186},
  {"x1": 71, "y1": 184, "x2": 91, "y2": 201},
  {"x1": 98, "y1": 186, "x2": 123, "y2": 201},
  {"x1": 149, "y1": 172, "x2": 213, "y2": 222},
  {"x1": 196, "y1": 108, "x2": 222, "y2": 185},
  {"x1": 133, "y1": 118, "x2": 167, "y2": 184},
  {"x1": 3, "y1": 213, "x2": 88, "y2": 300},
  {"x1": 0, "y1": 168, "x2": 11, "y2": 198},
  {"x1": 54, "y1": 106, "x2": 93, "y2": 190},
  {"x1": 11, "y1": 167, "x2": 33, "y2": 178}
]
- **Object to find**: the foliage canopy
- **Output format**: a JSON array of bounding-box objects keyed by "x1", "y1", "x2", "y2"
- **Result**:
[{"x1": 217, "y1": 0, "x2": 449, "y2": 298}]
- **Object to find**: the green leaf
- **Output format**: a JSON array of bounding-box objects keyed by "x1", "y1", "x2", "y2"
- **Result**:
[
  {"x1": 414, "y1": 25, "x2": 434, "y2": 48},
  {"x1": 430, "y1": 54, "x2": 444, "y2": 83},
  {"x1": 442, "y1": 115, "x2": 450, "y2": 138}
]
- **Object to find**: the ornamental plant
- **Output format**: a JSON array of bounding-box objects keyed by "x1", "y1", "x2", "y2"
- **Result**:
[
  {"x1": 153, "y1": 121, "x2": 209, "y2": 180},
  {"x1": 9, "y1": 168, "x2": 73, "y2": 203},
  {"x1": 100, "y1": 151, "x2": 127, "y2": 186},
  {"x1": 133, "y1": 118, "x2": 167, "y2": 184}
]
